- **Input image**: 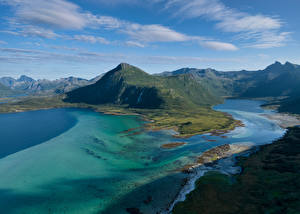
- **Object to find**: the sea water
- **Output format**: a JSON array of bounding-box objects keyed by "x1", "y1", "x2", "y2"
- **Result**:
[{"x1": 0, "y1": 100, "x2": 285, "y2": 213}]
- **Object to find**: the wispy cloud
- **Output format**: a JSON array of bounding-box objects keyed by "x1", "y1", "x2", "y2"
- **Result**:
[
  {"x1": 72, "y1": 35, "x2": 110, "y2": 45},
  {"x1": 123, "y1": 24, "x2": 188, "y2": 43},
  {"x1": 244, "y1": 32, "x2": 291, "y2": 49},
  {"x1": 158, "y1": 0, "x2": 290, "y2": 49},
  {"x1": 20, "y1": 26, "x2": 59, "y2": 39},
  {"x1": 1, "y1": 0, "x2": 87, "y2": 29},
  {"x1": 0, "y1": 47, "x2": 242, "y2": 65},
  {"x1": 0, "y1": 0, "x2": 238, "y2": 51},
  {"x1": 201, "y1": 41, "x2": 238, "y2": 51},
  {"x1": 125, "y1": 41, "x2": 146, "y2": 48}
]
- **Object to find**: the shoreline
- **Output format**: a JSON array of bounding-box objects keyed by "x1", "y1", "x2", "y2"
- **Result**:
[
  {"x1": 164, "y1": 110, "x2": 300, "y2": 214},
  {"x1": 171, "y1": 126, "x2": 300, "y2": 214},
  {"x1": 0, "y1": 97, "x2": 240, "y2": 138},
  {"x1": 163, "y1": 144, "x2": 255, "y2": 214}
]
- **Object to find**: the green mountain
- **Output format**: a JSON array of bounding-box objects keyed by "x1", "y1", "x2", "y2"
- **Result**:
[
  {"x1": 65, "y1": 63, "x2": 221, "y2": 109},
  {"x1": 160, "y1": 61, "x2": 300, "y2": 99}
]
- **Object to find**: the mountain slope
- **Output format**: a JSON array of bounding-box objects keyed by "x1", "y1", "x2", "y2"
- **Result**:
[
  {"x1": 159, "y1": 61, "x2": 300, "y2": 99},
  {"x1": 65, "y1": 63, "x2": 221, "y2": 109},
  {"x1": 240, "y1": 62, "x2": 300, "y2": 98}
]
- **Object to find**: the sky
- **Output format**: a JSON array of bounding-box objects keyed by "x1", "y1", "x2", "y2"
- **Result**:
[{"x1": 0, "y1": 0, "x2": 299, "y2": 80}]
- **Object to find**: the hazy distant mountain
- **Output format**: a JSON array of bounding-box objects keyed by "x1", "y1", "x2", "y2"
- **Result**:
[
  {"x1": 0, "y1": 75, "x2": 104, "y2": 95},
  {"x1": 0, "y1": 83, "x2": 17, "y2": 97},
  {"x1": 65, "y1": 63, "x2": 221, "y2": 108},
  {"x1": 89, "y1": 74, "x2": 105, "y2": 83}
]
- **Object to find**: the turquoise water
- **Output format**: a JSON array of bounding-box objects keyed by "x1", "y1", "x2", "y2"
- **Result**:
[{"x1": 0, "y1": 100, "x2": 285, "y2": 214}]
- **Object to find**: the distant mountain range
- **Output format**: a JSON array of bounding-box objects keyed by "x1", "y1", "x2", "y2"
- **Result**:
[
  {"x1": 0, "y1": 83, "x2": 15, "y2": 97},
  {"x1": 0, "y1": 74, "x2": 104, "y2": 96},
  {"x1": 1, "y1": 61, "x2": 300, "y2": 113}
]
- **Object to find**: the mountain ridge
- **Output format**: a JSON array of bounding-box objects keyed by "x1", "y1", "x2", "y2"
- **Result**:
[
  {"x1": 65, "y1": 63, "x2": 221, "y2": 109},
  {"x1": 0, "y1": 74, "x2": 104, "y2": 95}
]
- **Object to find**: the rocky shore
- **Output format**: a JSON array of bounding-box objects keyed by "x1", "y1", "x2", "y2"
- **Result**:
[
  {"x1": 162, "y1": 143, "x2": 253, "y2": 213},
  {"x1": 182, "y1": 143, "x2": 251, "y2": 173},
  {"x1": 172, "y1": 126, "x2": 300, "y2": 214}
]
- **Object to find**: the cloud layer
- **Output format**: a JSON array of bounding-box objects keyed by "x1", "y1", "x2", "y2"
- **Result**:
[{"x1": 0, "y1": 0, "x2": 238, "y2": 51}]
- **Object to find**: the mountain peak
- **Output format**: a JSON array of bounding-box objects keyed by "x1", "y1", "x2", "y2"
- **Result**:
[
  {"x1": 283, "y1": 61, "x2": 299, "y2": 70},
  {"x1": 117, "y1": 63, "x2": 133, "y2": 70},
  {"x1": 18, "y1": 75, "x2": 35, "y2": 82},
  {"x1": 265, "y1": 61, "x2": 284, "y2": 70}
]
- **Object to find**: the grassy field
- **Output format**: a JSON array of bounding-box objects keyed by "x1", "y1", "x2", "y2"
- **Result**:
[
  {"x1": 0, "y1": 95, "x2": 237, "y2": 137},
  {"x1": 173, "y1": 127, "x2": 300, "y2": 214}
]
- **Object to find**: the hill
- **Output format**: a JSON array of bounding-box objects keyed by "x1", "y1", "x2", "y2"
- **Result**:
[{"x1": 65, "y1": 63, "x2": 221, "y2": 109}]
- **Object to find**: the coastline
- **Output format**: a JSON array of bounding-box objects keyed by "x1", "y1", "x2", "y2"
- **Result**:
[
  {"x1": 171, "y1": 126, "x2": 300, "y2": 214},
  {"x1": 165, "y1": 110, "x2": 300, "y2": 214},
  {"x1": 0, "y1": 96, "x2": 240, "y2": 138},
  {"x1": 0, "y1": 97, "x2": 295, "y2": 213},
  {"x1": 164, "y1": 144, "x2": 255, "y2": 213}
]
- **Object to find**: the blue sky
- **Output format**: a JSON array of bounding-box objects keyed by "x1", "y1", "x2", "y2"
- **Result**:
[{"x1": 0, "y1": 0, "x2": 299, "y2": 79}]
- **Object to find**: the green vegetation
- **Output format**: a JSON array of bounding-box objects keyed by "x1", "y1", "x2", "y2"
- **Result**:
[
  {"x1": 0, "y1": 95, "x2": 237, "y2": 137},
  {"x1": 0, "y1": 63, "x2": 238, "y2": 137},
  {"x1": 162, "y1": 62, "x2": 300, "y2": 111},
  {"x1": 65, "y1": 63, "x2": 221, "y2": 108},
  {"x1": 63, "y1": 63, "x2": 236, "y2": 136},
  {"x1": 168, "y1": 62, "x2": 300, "y2": 99},
  {"x1": 3, "y1": 61, "x2": 300, "y2": 136},
  {"x1": 173, "y1": 127, "x2": 300, "y2": 214}
]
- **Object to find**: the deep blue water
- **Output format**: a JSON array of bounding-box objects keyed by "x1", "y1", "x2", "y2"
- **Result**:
[{"x1": 0, "y1": 108, "x2": 77, "y2": 158}]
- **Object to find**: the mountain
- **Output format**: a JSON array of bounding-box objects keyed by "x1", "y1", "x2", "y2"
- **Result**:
[
  {"x1": 158, "y1": 61, "x2": 300, "y2": 99},
  {"x1": 0, "y1": 75, "x2": 103, "y2": 95},
  {"x1": 65, "y1": 63, "x2": 221, "y2": 109},
  {"x1": 239, "y1": 61, "x2": 300, "y2": 98},
  {"x1": 0, "y1": 83, "x2": 17, "y2": 97}
]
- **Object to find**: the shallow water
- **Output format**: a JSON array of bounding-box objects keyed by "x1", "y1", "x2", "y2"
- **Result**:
[{"x1": 0, "y1": 100, "x2": 285, "y2": 214}]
